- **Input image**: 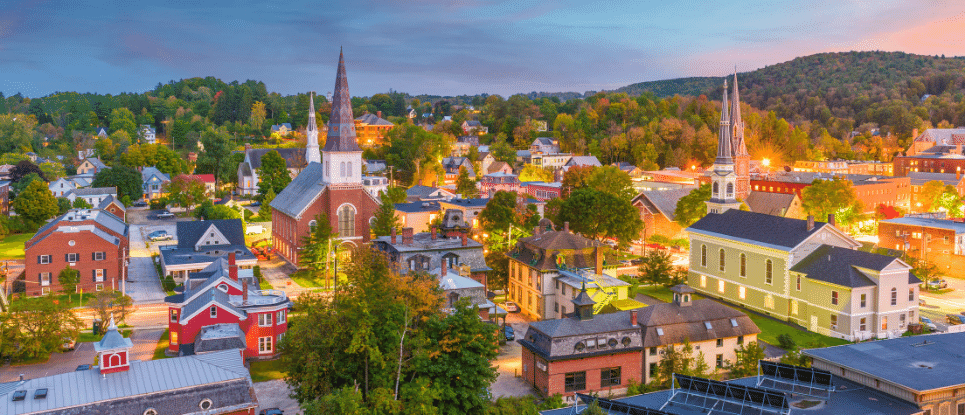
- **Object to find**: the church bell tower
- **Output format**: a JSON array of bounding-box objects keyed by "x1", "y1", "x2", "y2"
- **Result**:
[{"x1": 706, "y1": 80, "x2": 741, "y2": 214}]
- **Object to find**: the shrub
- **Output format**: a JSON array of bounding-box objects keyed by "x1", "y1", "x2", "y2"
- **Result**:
[
  {"x1": 149, "y1": 198, "x2": 167, "y2": 210},
  {"x1": 777, "y1": 333, "x2": 797, "y2": 351}
]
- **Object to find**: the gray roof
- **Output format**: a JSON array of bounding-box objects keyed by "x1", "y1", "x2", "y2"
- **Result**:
[
  {"x1": 0, "y1": 350, "x2": 253, "y2": 415},
  {"x1": 744, "y1": 191, "x2": 797, "y2": 216},
  {"x1": 881, "y1": 216, "x2": 965, "y2": 234},
  {"x1": 565, "y1": 155, "x2": 602, "y2": 167},
  {"x1": 86, "y1": 158, "x2": 108, "y2": 169},
  {"x1": 94, "y1": 326, "x2": 133, "y2": 352},
  {"x1": 790, "y1": 245, "x2": 919, "y2": 287},
  {"x1": 356, "y1": 112, "x2": 394, "y2": 126},
  {"x1": 442, "y1": 157, "x2": 474, "y2": 176},
  {"x1": 270, "y1": 162, "x2": 326, "y2": 219},
  {"x1": 520, "y1": 310, "x2": 645, "y2": 360},
  {"x1": 161, "y1": 245, "x2": 256, "y2": 267},
  {"x1": 270, "y1": 123, "x2": 293, "y2": 131},
  {"x1": 97, "y1": 194, "x2": 126, "y2": 211},
  {"x1": 907, "y1": 171, "x2": 963, "y2": 186},
  {"x1": 192, "y1": 323, "x2": 247, "y2": 355},
  {"x1": 141, "y1": 166, "x2": 170, "y2": 182},
  {"x1": 633, "y1": 188, "x2": 695, "y2": 221},
  {"x1": 324, "y1": 51, "x2": 363, "y2": 152},
  {"x1": 915, "y1": 128, "x2": 965, "y2": 145},
  {"x1": 394, "y1": 201, "x2": 441, "y2": 213},
  {"x1": 806, "y1": 331, "x2": 965, "y2": 393},
  {"x1": 373, "y1": 232, "x2": 491, "y2": 273},
  {"x1": 637, "y1": 298, "x2": 760, "y2": 348},
  {"x1": 687, "y1": 209, "x2": 829, "y2": 250},
  {"x1": 29, "y1": 209, "x2": 128, "y2": 250},
  {"x1": 176, "y1": 219, "x2": 245, "y2": 249},
  {"x1": 245, "y1": 148, "x2": 303, "y2": 170},
  {"x1": 440, "y1": 198, "x2": 490, "y2": 208},
  {"x1": 70, "y1": 186, "x2": 116, "y2": 197}
]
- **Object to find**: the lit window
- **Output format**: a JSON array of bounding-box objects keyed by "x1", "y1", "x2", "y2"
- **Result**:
[
  {"x1": 40, "y1": 273, "x2": 51, "y2": 286},
  {"x1": 765, "y1": 260, "x2": 773, "y2": 285},
  {"x1": 739, "y1": 254, "x2": 746, "y2": 277},
  {"x1": 718, "y1": 280, "x2": 725, "y2": 293},
  {"x1": 700, "y1": 275, "x2": 706, "y2": 288},
  {"x1": 881, "y1": 316, "x2": 888, "y2": 331},
  {"x1": 338, "y1": 204, "x2": 356, "y2": 237},
  {"x1": 738, "y1": 286, "x2": 746, "y2": 300},
  {"x1": 718, "y1": 249, "x2": 725, "y2": 272},
  {"x1": 170, "y1": 331, "x2": 179, "y2": 345}
]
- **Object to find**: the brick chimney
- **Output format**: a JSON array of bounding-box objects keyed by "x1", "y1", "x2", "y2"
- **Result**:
[
  {"x1": 461, "y1": 232, "x2": 468, "y2": 247},
  {"x1": 807, "y1": 215, "x2": 815, "y2": 232},
  {"x1": 431, "y1": 226, "x2": 437, "y2": 240},
  {"x1": 563, "y1": 222, "x2": 570, "y2": 232},
  {"x1": 912, "y1": 128, "x2": 919, "y2": 139},
  {"x1": 595, "y1": 246, "x2": 603, "y2": 275},
  {"x1": 533, "y1": 226, "x2": 540, "y2": 236},
  {"x1": 391, "y1": 227, "x2": 397, "y2": 244},
  {"x1": 828, "y1": 213, "x2": 836, "y2": 228},
  {"x1": 245, "y1": 143, "x2": 252, "y2": 152},
  {"x1": 228, "y1": 253, "x2": 238, "y2": 281},
  {"x1": 402, "y1": 227, "x2": 414, "y2": 245},
  {"x1": 441, "y1": 260, "x2": 448, "y2": 278},
  {"x1": 958, "y1": 167, "x2": 962, "y2": 180},
  {"x1": 631, "y1": 310, "x2": 638, "y2": 327},
  {"x1": 242, "y1": 281, "x2": 248, "y2": 303},
  {"x1": 377, "y1": 111, "x2": 382, "y2": 119}
]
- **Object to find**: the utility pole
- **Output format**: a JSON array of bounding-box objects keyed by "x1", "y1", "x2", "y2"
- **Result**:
[{"x1": 121, "y1": 247, "x2": 128, "y2": 296}]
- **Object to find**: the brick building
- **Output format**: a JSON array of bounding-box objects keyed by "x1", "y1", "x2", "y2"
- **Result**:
[
  {"x1": 270, "y1": 50, "x2": 381, "y2": 265},
  {"x1": 521, "y1": 181, "x2": 562, "y2": 201},
  {"x1": 354, "y1": 111, "x2": 394, "y2": 147},
  {"x1": 24, "y1": 209, "x2": 129, "y2": 296},
  {"x1": 479, "y1": 172, "x2": 520, "y2": 197},
  {"x1": 165, "y1": 254, "x2": 290, "y2": 359},
  {"x1": 893, "y1": 128, "x2": 965, "y2": 176},
  {"x1": 879, "y1": 215, "x2": 965, "y2": 274},
  {"x1": 750, "y1": 172, "x2": 910, "y2": 214},
  {"x1": 96, "y1": 194, "x2": 126, "y2": 221}
]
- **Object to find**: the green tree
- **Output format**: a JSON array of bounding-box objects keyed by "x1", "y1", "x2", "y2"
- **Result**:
[
  {"x1": 259, "y1": 188, "x2": 275, "y2": 220},
  {"x1": 300, "y1": 213, "x2": 336, "y2": 288},
  {"x1": 455, "y1": 166, "x2": 478, "y2": 198},
  {"x1": 726, "y1": 341, "x2": 767, "y2": 378},
  {"x1": 250, "y1": 101, "x2": 267, "y2": 131},
  {"x1": 370, "y1": 193, "x2": 401, "y2": 238},
  {"x1": 72, "y1": 198, "x2": 93, "y2": 209},
  {"x1": 257, "y1": 150, "x2": 291, "y2": 197},
  {"x1": 0, "y1": 296, "x2": 83, "y2": 360},
  {"x1": 91, "y1": 166, "x2": 142, "y2": 203},
  {"x1": 58, "y1": 266, "x2": 80, "y2": 301},
  {"x1": 202, "y1": 205, "x2": 243, "y2": 221},
  {"x1": 801, "y1": 176, "x2": 863, "y2": 227},
  {"x1": 198, "y1": 129, "x2": 233, "y2": 186},
  {"x1": 0, "y1": 113, "x2": 36, "y2": 153},
  {"x1": 674, "y1": 183, "x2": 711, "y2": 227},
  {"x1": 109, "y1": 108, "x2": 138, "y2": 138},
  {"x1": 56, "y1": 197, "x2": 72, "y2": 215},
  {"x1": 89, "y1": 291, "x2": 134, "y2": 339},
  {"x1": 587, "y1": 165, "x2": 635, "y2": 201},
  {"x1": 12, "y1": 180, "x2": 59, "y2": 225},
  {"x1": 384, "y1": 186, "x2": 408, "y2": 204},
  {"x1": 637, "y1": 250, "x2": 684, "y2": 287},
  {"x1": 653, "y1": 340, "x2": 710, "y2": 388},
  {"x1": 163, "y1": 175, "x2": 207, "y2": 207},
  {"x1": 478, "y1": 191, "x2": 519, "y2": 236},
  {"x1": 412, "y1": 298, "x2": 499, "y2": 414},
  {"x1": 39, "y1": 162, "x2": 66, "y2": 181},
  {"x1": 558, "y1": 188, "x2": 643, "y2": 244},
  {"x1": 488, "y1": 133, "x2": 516, "y2": 164},
  {"x1": 11, "y1": 172, "x2": 44, "y2": 197}
]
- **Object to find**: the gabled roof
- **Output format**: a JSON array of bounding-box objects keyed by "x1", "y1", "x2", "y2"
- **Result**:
[
  {"x1": 745, "y1": 191, "x2": 798, "y2": 217},
  {"x1": 269, "y1": 162, "x2": 326, "y2": 219},
  {"x1": 70, "y1": 186, "x2": 116, "y2": 197},
  {"x1": 914, "y1": 128, "x2": 965, "y2": 145},
  {"x1": 565, "y1": 155, "x2": 602, "y2": 167},
  {"x1": 141, "y1": 166, "x2": 170, "y2": 182},
  {"x1": 95, "y1": 320, "x2": 133, "y2": 352},
  {"x1": 245, "y1": 148, "x2": 302, "y2": 170},
  {"x1": 532, "y1": 137, "x2": 555, "y2": 146},
  {"x1": 180, "y1": 288, "x2": 246, "y2": 325},
  {"x1": 632, "y1": 188, "x2": 695, "y2": 221},
  {"x1": 687, "y1": 209, "x2": 833, "y2": 250},
  {"x1": 908, "y1": 172, "x2": 963, "y2": 186},
  {"x1": 97, "y1": 194, "x2": 126, "y2": 211},
  {"x1": 637, "y1": 298, "x2": 760, "y2": 348},
  {"x1": 790, "y1": 245, "x2": 919, "y2": 287},
  {"x1": 85, "y1": 158, "x2": 108, "y2": 169},
  {"x1": 175, "y1": 219, "x2": 245, "y2": 249},
  {"x1": 356, "y1": 112, "x2": 393, "y2": 126},
  {"x1": 881, "y1": 216, "x2": 965, "y2": 234},
  {"x1": 487, "y1": 161, "x2": 511, "y2": 174},
  {"x1": 464, "y1": 120, "x2": 482, "y2": 127}
]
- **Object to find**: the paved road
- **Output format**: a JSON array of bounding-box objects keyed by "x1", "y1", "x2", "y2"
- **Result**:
[
  {"x1": 490, "y1": 311, "x2": 537, "y2": 399},
  {"x1": 253, "y1": 379, "x2": 302, "y2": 414},
  {"x1": 125, "y1": 222, "x2": 169, "y2": 304},
  {"x1": 919, "y1": 277, "x2": 965, "y2": 326}
]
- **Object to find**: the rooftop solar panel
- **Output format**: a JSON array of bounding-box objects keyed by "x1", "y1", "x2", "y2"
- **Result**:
[
  {"x1": 576, "y1": 394, "x2": 674, "y2": 415},
  {"x1": 669, "y1": 374, "x2": 790, "y2": 415},
  {"x1": 757, "y1": 360, "x2": 834, "y2": 400}
]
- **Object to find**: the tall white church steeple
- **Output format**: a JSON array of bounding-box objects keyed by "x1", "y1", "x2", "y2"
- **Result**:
[
  {"x1": 306, "y1": 92, "x2": 321, "y2": 164},
  {"x1": 706, "y1": 80, "x2": 741, "y2": 215}
]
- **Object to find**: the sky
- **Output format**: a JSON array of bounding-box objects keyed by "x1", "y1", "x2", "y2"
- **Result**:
[{"x1": 2, "y1": 0, "x2": 965, "y2": 98}]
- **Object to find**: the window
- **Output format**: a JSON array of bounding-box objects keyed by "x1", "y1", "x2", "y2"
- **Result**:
[
  {"x1": 700, "y1": 275, "x2": 706, "y2": 288},
  {"x1": 564, "y1": 371, "x2": 586, "y2": 392},
  {"x1": 891, "y1": 287, "x2": 897, "y2": 306},
  {"x1": 40, "y1": 273, "x2": 51, "y2": 286},
  {"x1": 718, "y1": 280, "x2": 725, "y2": 293},
  {"x1": 737, "y1": 336, "x2": 744, "y2": 344},
  {"x1": 958, "y1": 403, "x2": 964, "y2": 415},
  {"x1": 831, "y1": 291, "x2": 838, "y2": 305},
  {"x1": 791, "y1": 300, "x2": 798, "y2": 315},
  {"x1": 308, "y1": 220, "x2": 317, "y2": 230},
  {"x1": 796, "y1": 276, "x2": 801, "y2": 291},
  {"x1": 93, "y1": 269, "x2": 105, "y2": 282},
  {"x1": 859, "y1": 318, "x2": 867, "y2": 331},
  {"x1": 726, "y1": 183, "x2": 734, "y2": 197},
  {"x1": 601, "y1": 367, "x2": 621, "y2": 387},
  {"x1": 701, "y1": 245, "x2": 707, "y2": 267},
  {"x1": 259, "y1": 313, "x2": 273, "y2": 326},
  {"x1": 830, "y1": 314, "x2": 838, "y2": 329},
  {"x1": 95, "y1": 283, "x2": 103, "y2": 291},
  {"x1": 738, "y1": 286, "x2": 746, "y2": 300},
  {"x1": 554, "y1": 302, "x2": 559, "y2": 313},
  {"x1": 716, "y1": 354, "x2": 724, "y2": 368},
  {"x1": 93, "y1": 252, "x2": 105, "y2": 261},
  {"x1": 338, "y1": 204, "x2": 356, "y2": 237},
  {"x1": 900, "y1": 313, "x2": 906, "y2": 326},
  {"x1": 443, "y1": 253, "x2": 459, "y2": 269},
  {"x1": 277, "y1": 310, "x2": 286, "y2": 324},
  {"x1": 909, "y1": 289, "x2": 914, "y2": 302},
  {"x1": 719, "y1": 249, "x2": 725, "y2": 272},
  {"x1": 713, "y1": 182, "x2": 719, "y2": 197},
  {"x1": 170, "y1": 330, "x2": 179, "y2": 345},
  {"x1": 66, "y1": 253, "x2": 79, "y2": 262},
  {"x1": 881, "y1": 316, "x2": 888, "y2": 331},
  {"x1": 765, "y1": 260, "x2": 773, "y2": 285},
  {"x1": 340, "y1": 161, "x2": 346, "y2": 177},
  {"x1": 649, "y1": 363, "x2": 658, "y2": 377},
  {"x1": 860, "y1": 293, "x2": 866, "y2": 308},
  {"x1": 170, "y1": 310, "x2": 178, "y2": 323},
  {"x1": 259, "y1": 336, "x2": 274, "y2": 353},
  {"x1": 38, "y1": 255, "x2": 51, "y2": 264},
  {"x1": 649, "y1": 347, "x2": 657, "y2": 356},
  {"x1": 739, "y1": 254, "x2": 746, "y2": 277},
  {"x1": 209, "y1": 306, "x2": 217, "y2": 318},
  {"x1": 716, "y1": 338, "x2": 723, "y2": 347}
]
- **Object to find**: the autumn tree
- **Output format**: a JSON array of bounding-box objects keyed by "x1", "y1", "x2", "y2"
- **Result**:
[
  {"x1": 674, "y1": 183, "x2": 711, "y2": 227},
  {"x1": 518, "y1": 164, "x2": 554, "y2": 182},
  {"x1": 560, "y1": 165, "x2": 595, "y2": 198},
  {"x1": 164, "y1": 175, "x2": 207, "y2": 207},
  {"x1": 801, "y1": 176, "x2": 863, "y2": 226},
  {"x1": 919, "y1": 180, "x2": 963, "y2": 217}
]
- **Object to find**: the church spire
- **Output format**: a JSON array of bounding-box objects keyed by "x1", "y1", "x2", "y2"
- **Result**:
[
  {"x1": 715, "y1": 80, "x2": 733, "y2": 166},
  {"x1": 306, "y1": 91, "x2": 321, "y2": 164},
  {"x1": 730, "y1": 70, "x2": 749, "y2": 157},
  {"x1": 323, "y1": 49, "x2": 362, "y2": 153}
]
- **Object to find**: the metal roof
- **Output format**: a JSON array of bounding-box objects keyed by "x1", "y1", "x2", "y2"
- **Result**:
[
  {"x1": 881, "y1": 216, "x2": 965, "y2": 234},
  {"x1": 687, "y1": 209, "x2": 829, "y2": 250},
  {"x1": 175, "y1": 219, "x2": 246, "y2": 250},
  {"x1": 269, "y1": 162, "x2": 326, "y2": 219},
  {"x1": 789, "y1": 245, "x2": 916, "y2": 288}
]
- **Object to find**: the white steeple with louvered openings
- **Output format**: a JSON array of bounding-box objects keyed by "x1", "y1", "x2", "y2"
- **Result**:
[
  {"x1": 306, "y1": 92, "x2": 321, "y2": 165},
  {"x1": 707, "y1": 80, "x2": 741, "y2": 214}
]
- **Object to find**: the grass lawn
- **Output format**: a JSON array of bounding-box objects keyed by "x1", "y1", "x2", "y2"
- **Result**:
[
  {"x1": 10, "y1": 293, "x2": 96, "y2": 308},
  {"x1": 289, "y1": 269, "x2": 346, "y2": 289},
  {"x1": 0, "y1": 233, "x2": 34, "y2": 260},
  {"x1": 259, "y1": 279, "x2": 273, "y2": 290},
  {"x1": 153, "y1": 329, "x2": 172, "y2": 360},
  {"x1": 633, "y1": 284, "x2": 849, "y2": 349},
  {"x1": 77, "y1": 329, "x2": 132, "y2": 343},
  {"x1": 249, "y1": 359, "x2": 287, "y2": 382}
]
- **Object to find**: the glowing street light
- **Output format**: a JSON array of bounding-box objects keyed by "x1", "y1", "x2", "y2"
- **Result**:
[{"x1": 762, "y1": 158, "x2": 771, "y2": 167}]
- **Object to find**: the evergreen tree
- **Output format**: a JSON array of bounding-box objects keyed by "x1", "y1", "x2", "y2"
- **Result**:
[
  {"x1": 299, "y1": 213, "x2": 335, "y2": 288},
  {"x1": 370, "y1": 193, "x2": 401, "y2": 238},
  {"x1": 257, "y1": 150, "x2": 292, "y2": 197},
  {"x1": 455, "y1": 166, "x2": 478, "y2": 198}
]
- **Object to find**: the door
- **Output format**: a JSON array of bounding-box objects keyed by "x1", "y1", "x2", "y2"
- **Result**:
[{"x1": 810, "y1": 315, "x2": 818, "y2": 332}]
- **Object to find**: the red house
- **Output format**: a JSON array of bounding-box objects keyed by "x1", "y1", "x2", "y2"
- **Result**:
[
  {"x1": 24, "y1": 208, "x2": 129, "y2": 296},
  {"x1": 165, "y1": 253, "x2": 290, "y2": 359}
]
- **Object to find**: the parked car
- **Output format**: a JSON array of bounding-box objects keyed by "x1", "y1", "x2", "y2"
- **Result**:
[
  {"x1": 503, "y1": 325, "x2": 515, "y2": 341},
  {"x1": 503, "y1": 301, "x2": 520, "y2": 313},
  {"x1": 156, "y1": 211, "x2": 175, "y2": 219},
  {"x1": 947, "y1": 314, "x2": 965, "y2": 325},
  {"x1": 133, "y1": 200, "x2": 147, "y2": 207},
  {"x1": 920, "y1": 316, "x2": 937, "y2": 332},
  {"x1": 246, "y1": 225, "x2": 265, "y2": 235},
  {"x1": 62, "y1": 337, "x2": 76, "y2": 351},
  {"x1": 75, "y1": 364, "x2": 91, "y2": 371},
  {"x1": 147, "y1": 230, "x2": 173, "y2": 241},
  {"x1": 927, "y1": 279, "x2": 949, "y2": 290},
  {"x1": 250, "y1": 201, "x2": 262, "y2": 207},
  {"x1": 258, "y1": 409, "x2": 284, "y2": 415}
]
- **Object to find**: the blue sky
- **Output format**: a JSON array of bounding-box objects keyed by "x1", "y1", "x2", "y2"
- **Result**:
[{"x1": 1, "y1": 0, "x2": 963, "y2": 98}]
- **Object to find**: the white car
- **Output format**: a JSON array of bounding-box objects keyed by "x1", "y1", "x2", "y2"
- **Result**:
[{"x1": 246, "y1": 225, "x2": 265, "y2": 235}]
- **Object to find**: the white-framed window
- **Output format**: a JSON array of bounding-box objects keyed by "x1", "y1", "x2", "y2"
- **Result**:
[
  {"x1": 93, "y1": 251, "x2": 106, "y2": 261},
  {"x1": 718, "y1": 249, "x2": 725, "y2": 272},
  {"x1": 66, "y1": 253, "x2": 79, "y2": 263},
  {"x1": 338, "y1": 204, "x2": 356, "y2": 237},
  {"x1": 277, "y1": 310, "x2": 286, "y2": 324},
  {"x1": 259, "y1": 336, "x2": 273, "y2": 353},
  {"x1": 171, "y1": 310, "x2": 178, "y2": 323},
  {"x1": 738, "y1": 286, "x2": 746, "y2": 300},
  {"x1": 700, "y1": 274, "x2": 706, "y2": 288},
  {"x1": 909, "y1": 289, "x2": 915, "y2": 302},
  {"x1": 41, "y1": 287, "x2": 50, "y2": 295},
  {"x1": 94, "y1": 269, "x2": 105, "y2": 282},
  {"x1": 95, "y1": 284, "x2": 104, "y2": 291},
  {"x1": 891, "y1": 287, "x2": 897, "y2": 306},
  {"x1": 718, "y1": 280, "x2": 725, "y2": 293},
  {"x1": 210, "y1": 306, "x2": 218, "y2": 318},
  {"x1": 739, "y1": 254, "x2": 746, "y2": 277},
  {"x1": 259, "y1": 313, "x2": 273, "y2": 327},
  {"x1": 700, "y1": 245, "x2": 707, "y2": 267},
  {"x1": 38, "y1": 255, "x2": 51, "y2": 264},
  {"x1": 40, "y1": 273, "x2": 51, "y2": 286},
  {"x1": 765, "y1": 260, "x2": 773, "y2": 285},
  {"x1": 277, "y1": 332, "x2": 285, "y2": 346},
  {"x1": 831, "y1": 291, "x2": 838, "y2": 305}
]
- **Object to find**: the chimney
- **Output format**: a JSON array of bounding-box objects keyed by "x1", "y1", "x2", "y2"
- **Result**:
[
  {"x1": 631, "y1": 310, "x2": 638, "y2": 327},
  {"x1": 461, "y1": 232, "x2": 468, "y2": 247},
  {"x1": 391, "y1": 227, "x2": 397, "y2": 244},
  {"x1": 242, "y1": 281, "x2": 248, "y2": 303},
  {"x1": 377, "y1": 110, "x2": 382, "y2": 119},
  {"x1": 228, "y1": 253, "x2": 238, "y2": 281},
  {"x1": 806, "y1": 215, "x2": 815, "y2": 231},
  {"x1": 402, "y1": 227, "x2": 414, "y2": 245},
  {"x1": 431, "y1": 226, "x2": 437, "y2": 240},
  {"x1": 912, "y1": 128, "x2": 919, "y2": 139},
  {"x1": 958, "y1": 167, "x2": 961, "y2": 180},
  {"x1": 432, "y1": 181, "x2": 437, "y2": 188},
  {"x1": 533, "y1": 226, "x2": 540, "y2": 236},
  {"x1": 828, "y1": 213, "x2": 836, "y2": 228},
  {"x1": 595, "y1": 246, "x2": 603, "y2": 276},
  {"x1": 563, "y1": 222, "x2": 570, "y2": 232},
  {"x1": 245, "y1": 143, "x2": 253, "y2": 152},
  {"x1": 441, "y1": 260, "x2": 448, "y2": 278}
]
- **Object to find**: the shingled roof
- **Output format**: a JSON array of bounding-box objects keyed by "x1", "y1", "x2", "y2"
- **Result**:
[
  {"x1": 637, "y1": 298, "x2": 760, "y2": 348},
  {"x1": 323, "y1": 50, "x2": 362, "y2": 152},
  {"x1": 633, "y1": 188, "x2": 695, "y2": 221},
  {"x1": 790, "y1": 245, "x2": 919, "y2": 287},
  {"x1": 687, "y1": 209, "x2": 830, "y2": 249},
  {"x1": 745, "y1": 191, "x2": 797, "y2": 217}
]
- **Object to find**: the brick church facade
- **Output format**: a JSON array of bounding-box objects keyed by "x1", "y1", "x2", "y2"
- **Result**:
[{"x1": 270, "y1": 50, "x2": 380, "y2": 264}]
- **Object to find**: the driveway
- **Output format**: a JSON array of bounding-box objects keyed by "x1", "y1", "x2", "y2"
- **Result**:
[
  {"x1": 254, "y1": 379, "x2": 302, "y2": 414},
  {"x1": 490, "y1": 311, "x2": 537, "y2": 399},
  {"x1": 124, "y1": 223, "x2": 168, "y2": 304}
]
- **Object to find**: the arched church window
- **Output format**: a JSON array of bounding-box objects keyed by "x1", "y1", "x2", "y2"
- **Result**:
[
  {"x1": 338, "y1": 205, "x2": 356, "y2": 237},
  {"x1": 713, "y1": 182, "x2": 719, "y2": 196},
  {"x1": 347, "y1": 162, "x2": 352, "y2": 177},
  {"x1": 726, "y1": 183, "x2": 734, "y2": 197},
  {"x1": 340, "y1": 162, "x2": 346, "y2": 177}
]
